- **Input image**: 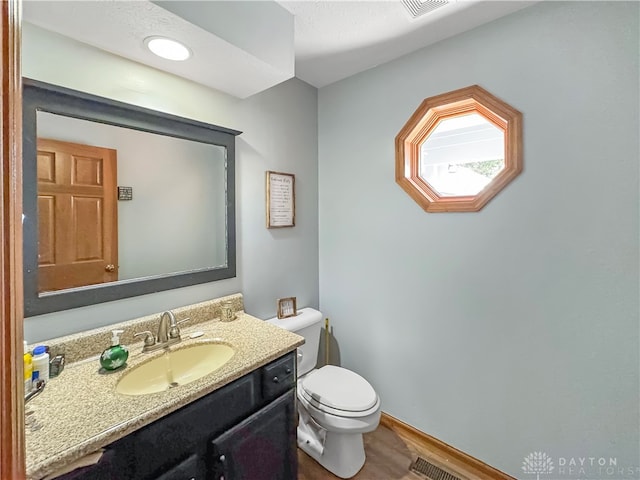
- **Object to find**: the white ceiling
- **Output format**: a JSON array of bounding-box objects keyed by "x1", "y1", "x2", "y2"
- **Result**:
[
  {"x1": 279, "y1": 0, "x2": 536, "y2": 87},
  {"x1": 23, "y1": 0, "x2": 536, "y2": 98}
]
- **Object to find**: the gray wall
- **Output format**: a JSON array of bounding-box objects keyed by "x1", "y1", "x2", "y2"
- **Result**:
[
  {"x1": 23, "y1": 23, "x2": 319, "y2": 341},
  {"x1": 318, "y1": 2, "x2": 639, "y2": 478}
]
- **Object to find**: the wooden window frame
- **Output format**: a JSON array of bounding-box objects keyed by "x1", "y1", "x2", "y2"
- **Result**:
[{"x1": 395, "y1": 85, "x2": 522, "y2": 212}]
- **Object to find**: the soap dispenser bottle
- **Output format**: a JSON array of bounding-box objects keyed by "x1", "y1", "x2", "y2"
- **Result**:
[{"x1": 100, "y1": 330, "x2": 129, "y2": 371}]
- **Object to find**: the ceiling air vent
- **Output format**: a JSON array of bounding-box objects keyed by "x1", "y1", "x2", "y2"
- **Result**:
[{"x1": 401, "y1": 0, "x2": 449, "y2": 19}]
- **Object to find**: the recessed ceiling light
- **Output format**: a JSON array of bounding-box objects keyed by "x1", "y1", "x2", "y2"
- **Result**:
[{"x1": 144, "y1": 36, "x2": 191, "y2": 61}]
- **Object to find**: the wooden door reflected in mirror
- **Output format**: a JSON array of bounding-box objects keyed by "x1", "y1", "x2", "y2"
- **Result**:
[{"x1": 37, "y1": 138, "x2": 118, "y2": 292}]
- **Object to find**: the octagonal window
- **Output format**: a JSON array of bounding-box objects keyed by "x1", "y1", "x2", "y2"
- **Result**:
[
  {"x1": 419, "y1": 113, "x2": 505, "y2": 197},
  {"x1": 396, "y1": 85, "x2": 522, "y2": 212}
]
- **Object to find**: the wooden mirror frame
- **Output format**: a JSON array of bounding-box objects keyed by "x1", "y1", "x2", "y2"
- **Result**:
[{"x1": 395, "y1": 85, "x2": 522, "y2": 212}]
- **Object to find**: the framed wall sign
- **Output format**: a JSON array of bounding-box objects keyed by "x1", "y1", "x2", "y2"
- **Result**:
[
  {"x1": 277, "y1": 297, "x2": 297, "y2": 319},
  {"x1": 266, "y1": 171, "x2": 295, "y2": 228}
]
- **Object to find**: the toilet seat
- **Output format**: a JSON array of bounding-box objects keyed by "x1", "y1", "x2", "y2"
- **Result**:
[{"x1": 300, "y1": 366, "x2": 379, "y2": 418}]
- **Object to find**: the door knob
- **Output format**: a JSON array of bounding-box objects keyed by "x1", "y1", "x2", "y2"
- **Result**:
[{"x1": 105, "y1": 264, "x2": 116, "y2": 272}]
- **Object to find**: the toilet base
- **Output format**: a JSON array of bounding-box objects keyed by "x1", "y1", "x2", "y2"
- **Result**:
[{"x1": 298, "y1": 427, "x2": 366, "y2": 479}]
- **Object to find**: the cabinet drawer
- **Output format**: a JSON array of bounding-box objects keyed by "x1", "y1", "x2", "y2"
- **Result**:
[{"x1": 261, "y1": 353, "x2": 295, "y2": 401}]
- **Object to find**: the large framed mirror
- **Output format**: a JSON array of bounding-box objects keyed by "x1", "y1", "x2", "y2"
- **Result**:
[{"x1": 23, "y1": 78, "x2": 241, "y2": 317}]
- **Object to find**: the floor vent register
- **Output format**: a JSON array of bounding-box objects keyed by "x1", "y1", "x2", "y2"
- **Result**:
[{"x1": 410, "y1": 456, "x2": 462, "y2": 480}]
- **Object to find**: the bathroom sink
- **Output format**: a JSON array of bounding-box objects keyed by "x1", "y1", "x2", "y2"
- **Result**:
[{"x1": 116, "y1": 342, "x2": 235, "y2": 396}]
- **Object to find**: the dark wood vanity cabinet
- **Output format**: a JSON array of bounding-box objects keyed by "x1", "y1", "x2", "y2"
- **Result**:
[
  {"x1": 56, "y1": 352, "x2": 296, "y2": 480},
  {"x1": 210, "y1": 390, "x2": 297, "y2": 480}
]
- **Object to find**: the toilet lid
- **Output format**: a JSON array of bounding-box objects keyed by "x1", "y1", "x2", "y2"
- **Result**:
[{"x1": 301, "y1": 365, "x2": 377, "y2": 412}]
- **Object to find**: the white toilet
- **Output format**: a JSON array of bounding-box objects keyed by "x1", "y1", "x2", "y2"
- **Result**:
[{"x1": 268, "y1": 308, "x2": 381, "y2": 479}]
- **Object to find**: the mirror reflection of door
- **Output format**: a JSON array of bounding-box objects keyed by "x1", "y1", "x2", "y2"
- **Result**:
[{"x1": 37, "y1": 138, "x2": 118, "y2": 292}]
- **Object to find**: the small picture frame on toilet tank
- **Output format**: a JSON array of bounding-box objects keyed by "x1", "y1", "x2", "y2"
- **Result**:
[{"x1": 277, "y1": 297, "x2": 297, "y2": 319}]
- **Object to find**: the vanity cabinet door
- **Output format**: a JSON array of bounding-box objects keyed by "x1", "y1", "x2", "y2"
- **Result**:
[
  {"x1": 210, "y1": 389, "x2": 297, "y2": 480},
  {"x1": 153, "y1": 454, "x2": 204, "y2": 480},
  {"x1": 133, "y1": 373, "x2": 258, "y2": 480}
]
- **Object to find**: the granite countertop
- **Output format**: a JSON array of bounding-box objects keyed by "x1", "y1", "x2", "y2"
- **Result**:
[{"x1": 25, "y1": 311, "x2": 303, "y2": 480}]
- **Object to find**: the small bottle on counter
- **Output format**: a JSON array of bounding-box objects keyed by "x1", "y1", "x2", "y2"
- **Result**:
[
  {"x1": 49, "y1": 353, "x2": 66, "y2": 377},
  {"x1": 32, "y1": 345, "x2": 50, "y2": 383},
  {"x1": 23, "y1": 341, "x2": 32, "y2": 392},
  {"x1": 220, "y1": 301, "x2": 236, "y2": 322}
]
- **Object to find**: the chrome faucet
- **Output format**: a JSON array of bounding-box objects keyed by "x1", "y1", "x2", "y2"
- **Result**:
[
  {"x1": 134, "y1": 311, "x2": 189, "y2": 353},
  {"x1": 157, "y1": 311, "x2": 174, "y2": 344}
]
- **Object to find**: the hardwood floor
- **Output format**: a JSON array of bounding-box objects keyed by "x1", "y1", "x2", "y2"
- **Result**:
[{"x1": 298, "y1": 425, "x2": 425, "y2": 480}]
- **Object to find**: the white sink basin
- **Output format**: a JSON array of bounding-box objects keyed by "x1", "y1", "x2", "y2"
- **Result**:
[{"x1": 116, "y1": 342, "x2": 235, "y2": 396}]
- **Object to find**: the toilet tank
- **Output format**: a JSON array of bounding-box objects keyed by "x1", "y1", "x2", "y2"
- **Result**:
[{"x1": 267, "y1": 307, "x2": 323, "y2": 376}]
